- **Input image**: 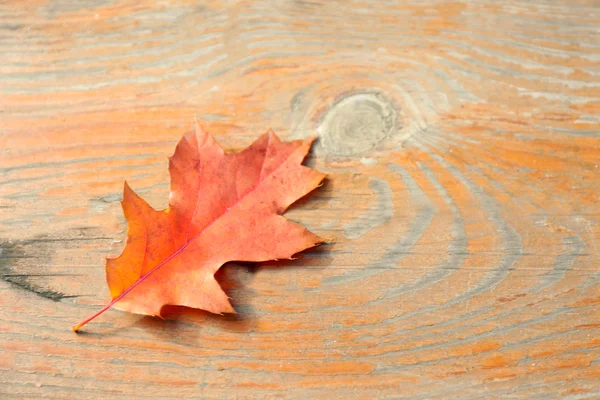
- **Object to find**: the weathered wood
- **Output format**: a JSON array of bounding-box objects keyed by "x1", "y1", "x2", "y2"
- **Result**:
[{"x1": 1, "y1": 0, "x2": 600, "y2": 398}]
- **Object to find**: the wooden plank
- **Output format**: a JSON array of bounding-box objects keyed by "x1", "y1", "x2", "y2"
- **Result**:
[{"x1": 1, "y1": 0, "x2": 600, "y2": 398}]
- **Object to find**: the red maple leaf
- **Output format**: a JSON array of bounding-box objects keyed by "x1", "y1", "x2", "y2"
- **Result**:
[{"x1": 73, "y1": 125, "x2": 325, "y2": 332}]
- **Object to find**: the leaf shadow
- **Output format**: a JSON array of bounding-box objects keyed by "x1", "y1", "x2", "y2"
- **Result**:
[
  {"x1": 133, "y1": 308, "x2": 252, "y2": 341},
  {"x1": 127, "y1": 242, "x2": 332, "y2": 340},
  {"x1": 125, "y1": 263, "x2": 256, "y2": 340},
  {"x1": 253, "y1": 243, "x2": 333, "y2": 271}
]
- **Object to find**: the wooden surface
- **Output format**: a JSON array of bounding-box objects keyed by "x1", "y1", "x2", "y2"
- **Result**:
[{"x1": 1, "y1": 0, "x2": 600, "y2": 398}]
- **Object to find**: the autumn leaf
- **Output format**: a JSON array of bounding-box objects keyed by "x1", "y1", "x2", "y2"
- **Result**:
[{"x1": 72, "y1": 125, "x2": 325, "y2": 332}]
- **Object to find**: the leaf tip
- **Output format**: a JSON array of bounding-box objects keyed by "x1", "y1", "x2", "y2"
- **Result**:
[
  {"x1": 122, "y1": 180, "x2": 134, "y2": 201},
  {"x1": 315, "y1": 235, "x2": 331, "y2": 246},
  {"x1": 194, "y1": 120, "x2": 207, "y2": 135},
  {"x1": 193, "y1": 121, "x2": 213, "y2": 148},
  {"x1": 265, "y1": 128, "x2": 278, "y2": 139},
  {"x1": 316, "y1": 175, "x2": 327, "y2": 186},
  {"x1": 304, "y1": 135, "x2": 317, "y2": 146},
  {"x1": 222, "y1": 299, "x2": 236, "y2": 314}
]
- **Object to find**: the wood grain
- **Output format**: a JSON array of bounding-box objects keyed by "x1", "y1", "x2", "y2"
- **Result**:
[{"x1": 2, "y1": 0, "x2": 600, "y2": 398}]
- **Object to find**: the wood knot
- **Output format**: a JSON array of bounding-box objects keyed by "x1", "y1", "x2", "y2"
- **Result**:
[{"x1": 318, "y1": 92, "x2": 400, "y2": 157}]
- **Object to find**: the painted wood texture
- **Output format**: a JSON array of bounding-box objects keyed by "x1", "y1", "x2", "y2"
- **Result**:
[{"x1": 1, "y1": 0, "x2": 600, "y2": 398}]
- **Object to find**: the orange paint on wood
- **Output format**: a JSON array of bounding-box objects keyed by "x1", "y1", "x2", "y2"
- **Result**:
[{"x1": 2, "y1": 0, "x2": 600, "y2": 398}]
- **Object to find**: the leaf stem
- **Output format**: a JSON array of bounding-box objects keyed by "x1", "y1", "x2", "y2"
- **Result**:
[{"x1": 72, "y1": 297, "x2": 121, "y2": 332}]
